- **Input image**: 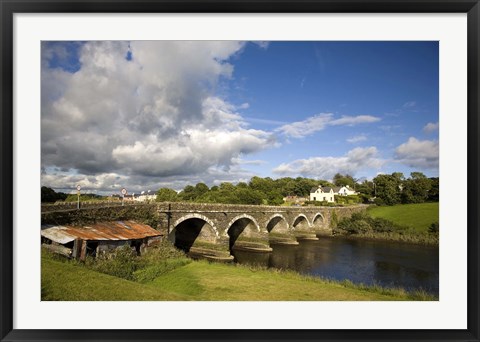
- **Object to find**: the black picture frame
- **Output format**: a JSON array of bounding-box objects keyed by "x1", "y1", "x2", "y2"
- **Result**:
[{"x1": 1, "y1": 1, "x2": 479, "y2": 341}]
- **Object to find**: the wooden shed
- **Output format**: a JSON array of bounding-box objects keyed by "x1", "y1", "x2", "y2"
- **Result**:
[{"x1": 41, "y1": 220, "x2": 162, "y2": 260}]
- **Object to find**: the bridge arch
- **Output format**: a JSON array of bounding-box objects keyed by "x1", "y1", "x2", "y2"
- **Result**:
[
  {"x1": 227, "y1": 214, "x2": 262, "y2": 249},
  {"x1": 312, "y1": 213, "x2": 325, "y2": 227},
  {"x1": 170, "y1": 214, "x2": 219, "y2": 252},
  {"x1": 266, "y1": 214, "x2": 289, "y2": 233},
  {"x1": 292, "y1": 214, "x2": 310, "y2": 230}
]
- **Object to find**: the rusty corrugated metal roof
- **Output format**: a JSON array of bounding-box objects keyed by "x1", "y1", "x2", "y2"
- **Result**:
[
  {"x1": 41, "y1": 221, "x2": 161, "y2": 244},
  {"x1": 41, "y1": 227, "x2": 77, "y2": 244}
]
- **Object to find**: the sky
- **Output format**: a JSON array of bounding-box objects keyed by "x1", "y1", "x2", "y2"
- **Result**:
[{"x1": 41, "y1": 41, "x2": 439, "y2": 195}]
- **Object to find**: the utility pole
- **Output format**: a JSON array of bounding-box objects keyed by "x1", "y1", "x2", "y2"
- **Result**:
[
  {"x1": 121, "y1": 188, "x2": 127, "y2": 206},
  {"x1": 167, "y1": 203, "x2": 171, "y2": 235},
  {"x1": 76, "y1": 184, "x2": 81, "y2": 209}
]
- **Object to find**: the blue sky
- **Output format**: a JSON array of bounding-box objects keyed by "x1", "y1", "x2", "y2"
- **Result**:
[{"x1": 41, "y1": 41, "x2": 438, "y2": 194}]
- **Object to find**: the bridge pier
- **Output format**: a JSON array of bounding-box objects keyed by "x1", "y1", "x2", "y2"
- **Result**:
[
  {"x1": 269, "y1": 232, "x2": 299, "y2": 246},
  {"x1": 295, "y1": 232, "x2": 319, "y2": 241}
]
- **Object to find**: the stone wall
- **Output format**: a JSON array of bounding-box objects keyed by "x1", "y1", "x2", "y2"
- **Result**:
[
  {"x1": 41, "y1": 201, "x2": 143, "y2": 213},
  {"x1": 41, "y1": 204, "x2": 159, "y2": 228}
]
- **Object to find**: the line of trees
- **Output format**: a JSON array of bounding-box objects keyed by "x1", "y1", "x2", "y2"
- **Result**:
[
  {"x1": 156, "y1": 176, "x2": 332, "y2": 205},
  {"x1": 41, "y1": 171, "x2": 439, "y2": 206},
  {"x1": 41, "y1": 186, "x2": 68, "y2": 203},
  {"x1": 41, "y1": 186, "x2": 106, "y2": 203},
  {"x1": 156, "y1": 172, "x2": 439, "y2": 206},
  {"x1": 371, "y1": 172, "x2": 439, "y2": 205}
]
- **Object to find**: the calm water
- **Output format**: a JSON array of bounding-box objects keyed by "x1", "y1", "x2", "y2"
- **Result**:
[{"x1": 232, "y1": 236, "x2": 439, "y2": 295}]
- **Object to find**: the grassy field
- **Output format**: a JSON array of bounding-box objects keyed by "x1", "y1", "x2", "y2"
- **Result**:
[
  {"x1": 42, "y1": 249, "x2": 436, "y2": 301},
  {"x1": 367, "y1": 202, "x2": 439, "y2": 232},
  {"x1": 42, "y1": 257, "x2": 184, "y2": 301}
]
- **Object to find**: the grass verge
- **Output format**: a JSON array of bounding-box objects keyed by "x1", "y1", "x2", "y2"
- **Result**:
[{"x1": 42, "y1": 246, "x2": 436, "y2": 301}]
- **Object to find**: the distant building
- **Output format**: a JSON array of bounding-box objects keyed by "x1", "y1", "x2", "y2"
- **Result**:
[
  {"x1": 123, "y1": 194, "x2": 136, "y2": 202},
  {"x1": 309, "y1": 185, "x2": 358, "y2": 203},
  {"x1": 134, "y1": 190, "x2": 157, "y2": 202},
  {"x1": 41, "y1": 220, "x2": 162, "y2": 260},
  {"x1": 336, "y1": 185, "x2": 357, "y2": 196}
]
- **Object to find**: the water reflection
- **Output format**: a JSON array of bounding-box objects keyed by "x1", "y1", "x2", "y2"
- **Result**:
[{"x1": 232, "y1": 236, "x2": 439, "y2": 295}]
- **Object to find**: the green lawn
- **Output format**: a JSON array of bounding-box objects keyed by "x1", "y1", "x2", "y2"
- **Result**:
[
  {"x1": 42, "y1": 253, "x2": 435, "y2": 301},
  {"x1": 367, "y1": 202, "x2": 439, "y2": 232},
  {"x1": 42, "y1": 257, "x2": 184, "y2": 301}
]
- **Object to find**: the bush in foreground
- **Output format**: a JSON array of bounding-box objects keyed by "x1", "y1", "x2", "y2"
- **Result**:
[{"x1": 85, "y1": 240, "x2": 190, "y2": 281}]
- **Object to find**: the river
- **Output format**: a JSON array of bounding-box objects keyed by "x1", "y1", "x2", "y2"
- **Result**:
[{"x1": 232, "y1": 236, "x2": 439, "y2": 296}]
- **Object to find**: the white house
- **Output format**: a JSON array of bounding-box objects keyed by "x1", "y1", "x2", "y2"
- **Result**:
[
  {"x1": 336, "y1": 185, "x2": 357, "y2": 196},
  {"x1": 134, "y1": 190, "x2": 157, "y2": 202},
  {"x1": 309, "y1": 186, "x2": 335, "y2": 203}
]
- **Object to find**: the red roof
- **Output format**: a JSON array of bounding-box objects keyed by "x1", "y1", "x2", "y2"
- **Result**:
[{"x1": 41, "y1": 220, "x2": 160, "y2": 243}]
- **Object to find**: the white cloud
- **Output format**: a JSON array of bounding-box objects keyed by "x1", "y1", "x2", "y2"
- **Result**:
[
  {"x1": 231, "y1": 157, "x2": 267, "y2": 166},
  {"x1": 347, "y1": 134, "x2": 367, "y2": 143},
  {"x1": 41, "y1": 41, "x2": 275, "y2": 192},
  {"x1": 275, "y1": 113, "x2": 333, "y2": 138},
  {"x1": 252, "y1": 41, "x2": 270, "y2": 49},
  {"x1": 276, "y1": 113, "x2": 380, "y2": 138},
  {"x1": 395, "y1": 137, "x2": 439, "y2": 169},
  {"x1": 330, "y1": 115, "x2": 380, "y2": 126},
  {"x1": 41, "y1": 171, "x2": 130, "y2": 194},
  {"x1": 111, "y1": 128, "x2": 275, "y2": 177},
  {"x1": 403, "y1": 101, "x2": 416, "y2": 108},
  {"x1": 423, "y1": 122, "x2": 439, "y2": 133},
  {"x1": 272, "y1": 147, "x2": 384, "y2": 179}
]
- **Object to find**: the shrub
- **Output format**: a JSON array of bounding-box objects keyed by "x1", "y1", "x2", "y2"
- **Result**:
[
  {"x1": 84, "y1": 240, "x2": 188, "y2": 282},
  {"x1": 346, "y1": 219, "x2": 372, "y2": 234},
  {"x1": 371, "y1": 217, "x2": 396, "y2": 233},
  {"x1": 335, "y1": 211, "x2": 406, "y2": 235},
  {"x1": 88, "y1": 245, "x2": 140, "y2": 280},
  {"x1": 428, "y1": 222, "x2": 439, "y2": 234}
]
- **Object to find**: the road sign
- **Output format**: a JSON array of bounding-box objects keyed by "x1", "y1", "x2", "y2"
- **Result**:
[
  {"x1": 121, "y1": 188, "x2": 127, "y2": 195},
  {"x1": 76, "y1": 185, "x2": 81, "y2": 191}
]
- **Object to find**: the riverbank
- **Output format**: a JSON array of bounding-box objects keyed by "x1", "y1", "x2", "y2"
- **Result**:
[
  {"x1": 331, "y1": 230, "x2": 438, "y2": 245},
  {"x1": 41, "y1": 246, "x2": 436, "y2": 301}
]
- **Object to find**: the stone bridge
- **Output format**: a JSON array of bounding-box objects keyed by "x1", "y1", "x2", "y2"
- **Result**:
[
  {"x1": 154, "y1": 203, "x2": 367, "y2": 256},
  {"x1": 41, "y1": 202, "x2": 367, "y2": 260}
]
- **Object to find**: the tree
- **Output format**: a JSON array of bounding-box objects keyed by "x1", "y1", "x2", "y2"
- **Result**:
[
  {"x1": 355, "y1": 180, "x2": 374, "y2": 197},
  {"x1": 333, "y1": 173, "x2": 355, "y2": 187},
  {"x1": 293, "y1": 177, "x2": 318, "y2": 197},
  {"x1": 265, "y1": 189, "x2": 284, "y2": 205},
  {"x1": 41, "y1": 186, "x2": 67, "y2": 203},
  {"x1": 234, "y1": 188, "x2": 264, "y2": 205},
  {"x1": 373, "y1": 173, "x2": 402, "y2": 205},
  {"x1": 236, "y1": 182, "x2": 248, "y2": 188},
  {"x1": 401, "y1": 172, "x2": 431, "y2": 204},
  {"x1": 428, "y1": 177, "x2": 439, "y2": 202},
  {"x1": 156, "y1": 188, "x2": 178, "y2": 202},
  {"x1": 41, "y1": 186, "x2": 58, "y2": 203},
  {"x1": 249, "y1": 176, "x2": 273, "y2": 194},
  {"x1": 178, "y1": 185, "x2": 197, "y2": 201},
  {"x1": 219, "y1": 182, "x2": 235, "y2": 191},
  {"x1": 193, "y1": 183, "x2": 209, "y2": 201}
]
